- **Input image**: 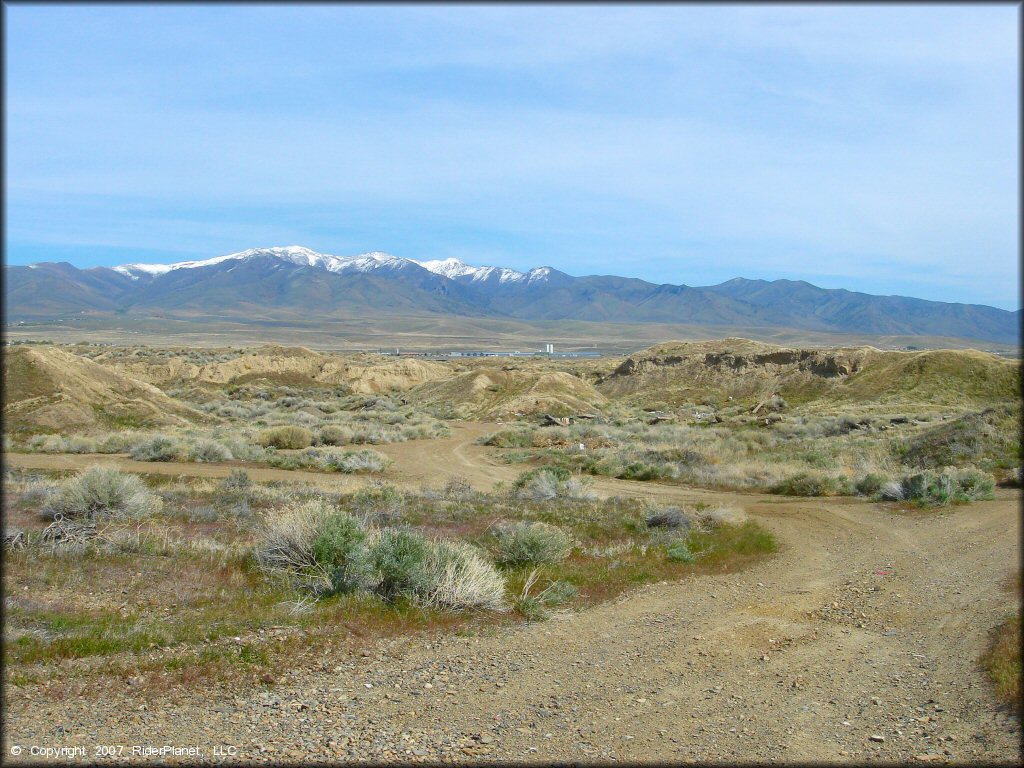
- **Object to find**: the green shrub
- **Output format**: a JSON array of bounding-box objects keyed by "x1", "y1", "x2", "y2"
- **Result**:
[
  {"x1": 665, "y1": 539, "x2": 696, "y2": 564},
  {"x1": 318, "y1": 424, "x2": 354, "y2": 446},
  {"x1": 514, "y1": 469, "x2": 562, "y2": 501},
  {"x1": 480, "y1": 429, "x2": 534, "y2": 448},
  {"x1": 901, "y1": 409, "x2": 1015, "y2": 470},
  {"x1": 514, "y1": 572, "x2": 579, "y2": 621},
  {"x1": 371, "y1": 528, "x2": 431, "y2": 601},
  {"x1": 897, "y1": 467, "x2": 996, "y2": 506},
  {"x1": 130, "y1": 436, "x2": 183, "y2": 462},
  {"x1": 619, "y1": 461, "x2": 675, "y2": 481},
  {"x1": 854, "y1": 473, "x2": 886, "y2": 497},
  {"x1": 311, "y1": 513, "x2": 374, "y2": 594},
  {"x1": 441, "y1": 476, "x2": 474, "y2": 500},
  {"x1": 16, "y1": 480, "x2": 58, "y2": 510},
  {"x1": 187, "y1": 439, "x2": 233, "y2": 463},
  {"x1": 953, "y1": 467, "x2": 996, "y2": 501},
  {"x1": 293, "y1": 448, "x2": 390, "y2": 474},
  {"x1": 560, "y1": 475, "x2": 596, "y2": 500},
  {"x1": 256, "y1": 425, "x2": 313, "y2": 450},
  {"x1": 325, "y1": 449, "x2": 390, "y2": 474},
  {"x1": 511, "y1": 466, "x2": 592, "y2": 501},
  {"x1": 43, "y1": 466, "x2": 162, "y2": 522},
  {"x1": 352, "y1": 483, "x2": 404, "y2": 523},
  {"x1": 514, "y1": 593, "x2": 548, "y2": 622},
  {"x1": 28, "y1": 435, "x2": 98, "y2": 454},
  {"x1": 253, "y1": 498, "x2": 335, "y2": 591},
  {"x1": 64, "y1": 436, "x2": 97, "y2": 453},
  {"x1": 263, "y1": 452, "x2": 300, "y2": 471},
  {"x1": 771, "y1": 472, "x2": 850, "y2": 497},
  {"x1": 219, "y1": 469, "x2": 252, "y2": 491},
  {"x1": 96, "y1": 432, "x2": 138, "y2": 453},
  {"x1": 902, "y1": 471, "x2": 953, "y2": 505},
  {"x1": 541, "y1": 579, "x2": 578, "y2": 605},
  {"x1": 492, "y1": 521, "x2": 572, "y2": 566}
]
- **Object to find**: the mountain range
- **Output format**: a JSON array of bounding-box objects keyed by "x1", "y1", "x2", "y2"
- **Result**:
[{"x1": 4, "y1": 246, "x2": 1019, "y2": 344}]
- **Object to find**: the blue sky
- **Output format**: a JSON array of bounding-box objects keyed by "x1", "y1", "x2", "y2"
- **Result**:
[{"x1": 5, "y1": 4, "x2": 1019, "y2": 309}]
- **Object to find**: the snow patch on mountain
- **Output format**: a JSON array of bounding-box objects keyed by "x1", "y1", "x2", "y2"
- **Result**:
[
  {"x1": 113, "y1": 263, "x2": 174, "y2": 279},
  {"x1": 528, "y1": 267, "x2": 553, "y2": 283}
]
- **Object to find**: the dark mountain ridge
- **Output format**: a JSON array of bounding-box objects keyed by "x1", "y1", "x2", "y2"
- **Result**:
[{"x1": 4, "y1": 247, "x2": 1018, "y2": 344}]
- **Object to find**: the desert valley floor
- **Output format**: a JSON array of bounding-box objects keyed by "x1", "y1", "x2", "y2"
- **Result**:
[{"x1": 2, "y1": 339, "x2": 1020, "y2": 763}]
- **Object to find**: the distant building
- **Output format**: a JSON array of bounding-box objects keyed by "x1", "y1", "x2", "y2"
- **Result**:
[{"x1": 427, "y1": 348, "x2": 601, "y2": 359}]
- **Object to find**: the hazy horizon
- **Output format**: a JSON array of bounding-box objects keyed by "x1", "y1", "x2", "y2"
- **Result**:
[{"x1": 6, "y1": 5, "x2": 1019, "y2": 310}]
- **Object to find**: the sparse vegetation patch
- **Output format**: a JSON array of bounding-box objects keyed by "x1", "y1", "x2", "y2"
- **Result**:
[
  {"x1": 42, "y1": 466, "x2": 162, "y2": 522},
  {"x1": 491, "y1": 520, "x2": 573, "y2": 566},
  {"x1": 3, "y1": 464, "x2": 775, "y2": 696}
]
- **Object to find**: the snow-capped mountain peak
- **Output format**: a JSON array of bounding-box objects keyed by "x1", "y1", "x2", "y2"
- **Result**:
[
  {"x1": 113, "y1": 246, "x2": 318, "y2": 279},
  {"x1": 112, "y1": 246, "x2": 550, "y2": 285},
  {"x1": 415, "y1": 257, "x2": 478, "y2": 280},
  {"x1": 527, "y1": 267, "x2": 553, "y2": 282},
  {"x1": 227, "y1": 246, "x2": 384, "y2": 273},
  {"x1": 414, "y1": 258, "x2": 530, "y2": 284},
  {"x1": 338, "y1": 251, "x2": 410, "y2": 273}
]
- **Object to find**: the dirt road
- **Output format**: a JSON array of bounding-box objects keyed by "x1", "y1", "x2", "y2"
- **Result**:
[{"x1": 4, "y1": 425, "x2": 1021, "y2": 763}]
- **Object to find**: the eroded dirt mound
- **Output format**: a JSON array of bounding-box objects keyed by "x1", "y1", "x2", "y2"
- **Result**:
[
  {"x1": 408, "y1": 368, "x2": 607, "y2": 419},
  {"x1": 612, "y1": 339, "x2": 871, "y2": 378},
  {"x1": 2, "y1": 346, "x2": 205, "y2": 434},
  {"x1": 99, "y1": 346, "x2": 452, "y2": 393},
  {"x1": 341, "y1": 357, "x2": 454, "y2": 395},
  {"x1": 598, "y1": 338, "x2": 1018, "y2": 408}
]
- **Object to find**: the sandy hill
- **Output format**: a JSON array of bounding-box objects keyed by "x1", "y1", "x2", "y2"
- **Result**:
[
  {"x1": 598, "y1": 338, "x2": 1020, "y2": 409},
  {"x1": 95, "y1": 346, "x2": 452, "y2": 394},
  {"x1": 3, "y1": 345, "x2": 206, "y2": 434},
  {"x1": 407, "y1": 368, "x2": 607, "y2": 419}
]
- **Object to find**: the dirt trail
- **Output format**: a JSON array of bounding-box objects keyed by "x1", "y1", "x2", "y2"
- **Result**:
[
  {"x1": 3, "y1": 422, "x2": 514, "y2": 493},
  {"x1": 3, "y1": 426, "x2": 1021, "y2": 763},
  {"x1": 3, "y1": 422, "x2": 811, "y2": 505}
]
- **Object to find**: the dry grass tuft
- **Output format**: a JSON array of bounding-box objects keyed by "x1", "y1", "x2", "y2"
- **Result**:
[
  {"x1": 422, "y1": 540, "x2": 507, "y2": 612},
  {"x1": 983, "y1": 612, "x2": 1022, "y2": 716},
  {"x1": 43, "y1": 466, "x2": 163, "y2": 522}
]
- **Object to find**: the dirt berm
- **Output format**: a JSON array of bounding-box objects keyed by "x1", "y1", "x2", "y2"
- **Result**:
[
  {"x1": 406, "y1": 368, "x2": 607, "y2": 419},
  {"x1": 2, "y1": 345, "x2": 205, "y2": 434},
  {"x1": 95, "y1": 345, "x2": 451, "y2": 393},
  {"x1": 598, "y1": 338, "x2": 1019, "y2": 409}
]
